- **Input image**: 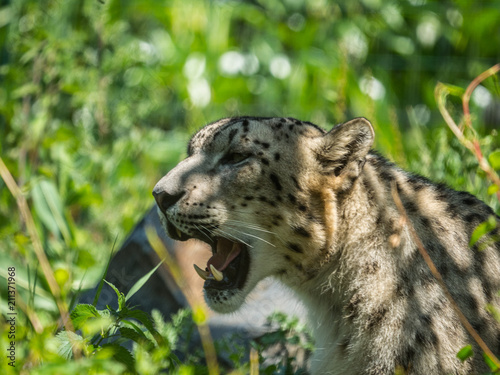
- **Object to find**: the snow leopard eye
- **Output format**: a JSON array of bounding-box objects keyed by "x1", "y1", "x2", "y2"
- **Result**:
[{"x1": 220, "y1": 152, "x2": 251, "y2": 165}]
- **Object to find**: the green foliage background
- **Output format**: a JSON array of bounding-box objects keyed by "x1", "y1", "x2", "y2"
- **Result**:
[{"x1": 0, "y1": 0, "x2": 499, "y2": 373}]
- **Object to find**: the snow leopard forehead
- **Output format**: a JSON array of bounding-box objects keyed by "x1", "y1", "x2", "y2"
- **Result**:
[{"x1": 187, "y1": 116, "x2": 326, "y2": 155}]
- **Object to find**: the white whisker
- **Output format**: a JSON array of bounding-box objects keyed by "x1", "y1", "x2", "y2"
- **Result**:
[
  {"x1": 224, "y1": 219, "x2": 277, "y2": 234},
  {"x1": 224, "y1": 225, "x2": 277, "y2": 247},
  {"x1": 213, "y1": 228, "x2": 253, "y2": 248},
  {"x1": 194, "y1": 224, "x2": 215, "y2": 243},
  {"x1": 223, "y1": 219, "x2": 286, "y2": 245}
]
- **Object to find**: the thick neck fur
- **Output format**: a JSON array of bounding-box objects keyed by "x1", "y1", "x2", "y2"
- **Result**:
[
  {"x1": 285, "y1": 153, "x2": 400, "y2": 373},
  {"x1": 285, "y1": 152, "x2": 500, "y2": 375}
]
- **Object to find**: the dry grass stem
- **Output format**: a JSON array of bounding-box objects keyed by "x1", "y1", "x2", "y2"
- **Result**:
[
  {"x1": 391, "y1": 182, "x2": 500, "y2": 369},
  {"x1": 0, "y1": 157, "x2": 79, "y2": 358},
  {"x1": 146, "y1": 226, "x2": 220, "y2": 375},
  {"x1": 250, "y1": 347, "x2": 259, "y2": 375}
]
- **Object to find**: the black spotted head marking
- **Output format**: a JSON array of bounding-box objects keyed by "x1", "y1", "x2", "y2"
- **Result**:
[{"x1": 154, "y1": 116, "x2": 337, "y2": 313}]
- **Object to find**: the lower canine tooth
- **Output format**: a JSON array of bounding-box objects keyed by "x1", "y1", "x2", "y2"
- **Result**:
[
  {"x1": 176, "y1": 228, "x2": 182, "y2": 238},
  {"x1": 194, "y1": 264, "x2": 209, "y2": 280},
  {"x1": 209, "y1": 264, "x2": 224, "y2": 281}
]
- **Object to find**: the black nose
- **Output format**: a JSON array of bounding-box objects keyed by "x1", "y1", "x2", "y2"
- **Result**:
[{"x1": 152, "y1": 189, "x2": 185, "y2": 214}]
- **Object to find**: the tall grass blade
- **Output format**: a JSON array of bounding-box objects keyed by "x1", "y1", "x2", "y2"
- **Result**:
[
  {"x1": 125, "y1": 258, "x2": 164, "y2": 302},
  {"x1": 93, "y1": 236, "x2": 118, "y2": 307}
]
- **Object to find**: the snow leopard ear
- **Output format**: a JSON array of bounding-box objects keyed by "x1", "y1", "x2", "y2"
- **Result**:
[{"x1": 317, "y1": 117, "x2": 374, "y2": 181}]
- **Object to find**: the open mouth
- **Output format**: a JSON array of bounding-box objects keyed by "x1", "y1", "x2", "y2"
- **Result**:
[{"x1": 166, "y1": 221, "x2": 250, "y2": 292}]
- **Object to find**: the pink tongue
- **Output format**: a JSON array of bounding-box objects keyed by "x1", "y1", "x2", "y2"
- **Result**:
[{"x1": 207, "y1": 238, "x2": 242, "y2": 271}]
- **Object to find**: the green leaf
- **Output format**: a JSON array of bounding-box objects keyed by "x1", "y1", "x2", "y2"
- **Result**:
[
  {"x1": 469, "y1": 216, "x2": 497, "y2": 248},
  {"x1": 70, "y1": 304, "x2": 100, "y2": 329},
  {"x1": 483, "y1": 352, "x2": 500, "y2": 372},
  {"x1": 104, "y1": 280, "x2": 126, "y2": 311},
  {"x1": 122, "y1": 318, "x2": 147, "y2": 335},
  {"x1": 125, "y1": 259, "x2": 164, "y2": 302},
  {"x1": 102, "y1": 343, "x2": 136, "y2": 373},
  {"x1": 456, "y1": 344, "x2": 474, "y2": 362},
  {"x1": 55, "y1": 331, "x2": 86, "y2": 360},
  {"x1": 12, "y1": 82, "x2": 40, "y2": 98},
  {"x1": 486, "y1": 304, "x2": 500, "y2": 323},
  {"x1": 94, "y1": 238, "x2": 118, "y2": 306},
  {"x1": 0, "y1": 7, "x2": 12, "y2": 28},
  {"x1": 31, "y1": 179, "x2": 71, "y2": 243},
  {"x1": 489, "y1": 150, "x2": 500, "y2": 170},
  {"x1": 123, "y1": 310, "x2": 156, "y2": 333},
  {"x1": 119, "y1": 326, "x2": 147, "y2": 341},
  {"x1": 439, "y1": 83, "x2": 466, "y2": 97},
  {"x1": 123, "y1": 309, "x2": 164, "y2": 346},
  {"x1": 488, "y1": 184, "x2": 499, "y2": 195},
  {"x1": 119, "y1": 326, "x2": 154, "y2": 348},
  {"x1": 192, "y1": 306, "x2": 208, "y2": 325}
]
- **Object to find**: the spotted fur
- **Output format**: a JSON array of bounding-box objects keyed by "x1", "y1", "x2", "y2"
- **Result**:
[{"x1": 154, "y1": 116, "x2": 500, "y2": 374}]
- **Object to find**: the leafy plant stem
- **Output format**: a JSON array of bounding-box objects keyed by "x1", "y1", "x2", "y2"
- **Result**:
[{"x1": 93, "y1": 323, "x2": 118, "y2": 348}]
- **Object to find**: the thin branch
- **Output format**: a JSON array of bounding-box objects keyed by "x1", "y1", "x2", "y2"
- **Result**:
[
  {"x1": 435, "y1": 74, "x2": 500, "y2": 202},
  {"x1": 463, "y1": 63, "x2": 500, "y2": 131},
  {"x1": 391, "y1": 182, "x2": 500, "y2": 369}
]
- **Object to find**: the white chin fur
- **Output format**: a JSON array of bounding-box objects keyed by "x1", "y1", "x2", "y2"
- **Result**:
[
  {"x1": 204, "y1": 273, "x2": 262, "y2": 313},
  {"x1": 204, "y1": 289, "x2": 246, "y2": 313}
]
